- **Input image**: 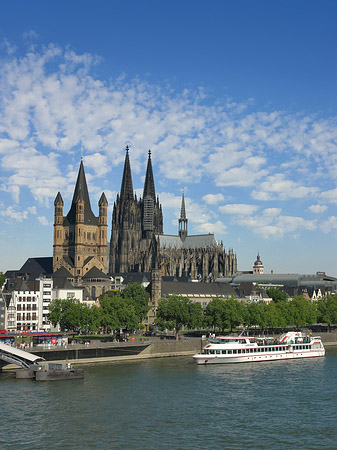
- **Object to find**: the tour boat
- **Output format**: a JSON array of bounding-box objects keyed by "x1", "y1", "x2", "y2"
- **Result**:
[{"x1": 193, "y1": 331, "x2": 325, "y2": 365}]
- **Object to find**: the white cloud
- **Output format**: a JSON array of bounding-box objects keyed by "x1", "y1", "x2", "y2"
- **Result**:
[
  {"x1": 308, "y1": 204, "x2": 327, "y2": 214},
  {"x1": 27, "y1": 206, "x2": 37, "y2": 214},
  {"x1": 320, "y1": 188, "x2": 337, "y2": 204},
  {"x1": 222, "y1": 206, "x2": 316, "y2": 239},
  {"x1": 219, "y1": 204, "x2": 259, "y2": 215},
  {"x1": 196, "y1": 221, "x2": 227, "y2": 235},
  {"x1": 320, "y1": 216, "x2": 337, "y2": 234},
  {"x1": 0, "y1": 206, "x2": 28, "y2": 222},
  {"x1": 251, "y1": 174, "x2": 318, "y2": 201},
  {"x1": 202, "y1": 193, "x2": 225, "y2": 205},
  {"x1": 37, "y1": 216, "x2": 49, "y2": 226}
]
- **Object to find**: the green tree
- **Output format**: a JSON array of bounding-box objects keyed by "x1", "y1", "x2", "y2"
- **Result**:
[
  {"x1": 266, "y1": 287, "x2": 288, "y2": 303},
  {"x1": 99, "y1": 294, "x2": 139, "y2": 334},
  {"x1": 290, "y1": 296, "x2": 317, "y2": 328},
  {"x1": 245, "y1": 302, "x2": 263, "y2": 329},
  {"x1": 48, "y1": 298, "x2": 88, "y2": 331},
  {"x1": 155, "y1": 295, "x2": 203, "y2": 339},
  {"x1": 204, "y1": 298, "x2": 226, "y2": 331},
  {"x1": 317, "y1": 295, "x2": 337, "y2": 330},
  {"x1": 222, "y1": 298, "x2": 245, "y2": 332},
  {"x1": 121, "y1": 283, "x2": 150, "y2": 323},
  {"x1": 275, "y1": 300, "x2": 293, "y2": 330},
  {"x1": 0, "y1": 272, "x2": 5, "y2": 289}
]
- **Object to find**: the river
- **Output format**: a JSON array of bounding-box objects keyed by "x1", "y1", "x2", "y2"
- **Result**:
[{"x1": 1, "y1": 348, "x2": 337, "y2": 450}]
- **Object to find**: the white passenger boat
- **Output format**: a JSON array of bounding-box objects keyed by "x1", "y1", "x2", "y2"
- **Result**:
[{"x1": 193, "y1": 331, "x2": 325, "y2": 365}]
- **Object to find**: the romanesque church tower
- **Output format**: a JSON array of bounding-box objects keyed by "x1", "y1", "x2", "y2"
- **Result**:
[
  {"x1": 109, "y1": 147, "x2": 163, "y2": 273},
  {"x1": 53, "y1": 159, "x2": 108, "y2": 277}
]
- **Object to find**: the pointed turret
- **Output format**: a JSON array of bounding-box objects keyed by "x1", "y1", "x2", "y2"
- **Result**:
[
  {"x1": 143, "y1": 150, "x2": 156, "y2": 201},
  {"x1": 179, "y1": 189, "x2": 188, "y2": 241},
  {"x1": 66, "y1": 160, "x2": 97, "y2": 225},
  {"x1": 98, "y1": 192, "x2": 108, "y2": 206},
  {"x1": 54, "y1": 192, "x2": 64, "y2": 206},
  {"x1": 120, "y1": 146, "x2": 134, "y2": 202}
]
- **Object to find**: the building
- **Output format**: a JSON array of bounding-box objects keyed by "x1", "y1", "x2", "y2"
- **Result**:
[
  {"x1": 253, "y1": 253, "x2": 264, "y2": 274},
  {"x1": 216, "y1": 271, "x2": 337, "y2": 294},
  {"x1": 53, "y1": 159, "x2": 108, "y2": 278},
  {"x1": 109, "y1": 147, "x2": 237, "y2": 281}
]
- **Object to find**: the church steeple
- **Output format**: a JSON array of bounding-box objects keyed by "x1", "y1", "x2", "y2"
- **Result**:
[
  {"x1": 143, "y1": 150, "x2": 156, "y2": 201},
  {"x1": 120, "y1": 145, "x2": 134, "y2": 202},
  {"x1": 66, "y1": 160, "x2": 97, "y2": 225},
  {"x1": 179, "y1": 189, "x2": 188, "y2": 241}
]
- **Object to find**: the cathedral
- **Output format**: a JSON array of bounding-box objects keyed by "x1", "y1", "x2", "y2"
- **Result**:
[
  {"x1": 52, "y1": 148, "x2": 237, "y2": 284},
  {"x1": 109, "y1": 147, "x2": 237, "y2": 280}
]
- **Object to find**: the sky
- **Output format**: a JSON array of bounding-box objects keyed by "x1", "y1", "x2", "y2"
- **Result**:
[{"x1": 1, "y1": 0, "x2": 337, "y2": 276}]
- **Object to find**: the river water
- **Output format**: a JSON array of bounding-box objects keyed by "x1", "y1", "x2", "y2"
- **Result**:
[{"x1": 1, "y1": 348, "x2": 337, "y2": 450}]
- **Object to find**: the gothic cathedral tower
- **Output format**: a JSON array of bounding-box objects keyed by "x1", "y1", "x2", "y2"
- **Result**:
[{"x1": 109, "y1": 147, "x2": 163, "y2": 273}]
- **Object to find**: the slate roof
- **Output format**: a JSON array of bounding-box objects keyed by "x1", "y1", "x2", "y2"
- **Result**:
[
  {"x1": 64, "y1": 160, "x2": 98, "y2": 226},
  {"x1": 157, "y1": 233, "x2": 218, "y2": 250},
  {"x1": 52, "y1": 266, "x2": 73, "y2": 279},
  {"x1": 83, "y1": 267, "x2": 110, "y2": 279},
  {"x1": 19, "y1": 257, "x2": 53, "y2": 280},
  {"x1": 216, "y1": 272, "x2": 337, "y2": 288},
  {"x1": 161, "y1": 281, "x2": 235, "y2": 297}
]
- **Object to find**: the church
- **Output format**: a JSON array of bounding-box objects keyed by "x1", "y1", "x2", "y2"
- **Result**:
[
  {"x1": 109, "y1": 147, "x2": 237, "y2": 281},
  {"x1": 52, "y1": 147, "x2": 237, "y2": 286}
]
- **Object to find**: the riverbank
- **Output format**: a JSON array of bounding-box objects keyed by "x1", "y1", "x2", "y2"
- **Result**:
[{"x1": 3, "y1": 332, "x2": 337, "y2": 371}]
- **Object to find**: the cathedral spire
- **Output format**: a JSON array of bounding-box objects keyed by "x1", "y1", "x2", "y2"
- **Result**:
[
  {"x1": 66, "y1": 160, "x2": 97, "y2": 225},
  {"x1": 143, "y1": 149, "x2": 156, "y2": 201},
  {"x1": 120, "y1": 145, "x2": 134, "y2": 201},
  {"x1": 179, "y1": 189, "x2": 188, "y2": 241},
  {"x1": 180, "y1": 188, "x2": 187, "y2": 220}
]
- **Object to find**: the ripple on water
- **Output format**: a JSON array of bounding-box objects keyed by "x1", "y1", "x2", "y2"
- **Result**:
[{"x1": 1, "y1": 352, "x2": 336, "y2": 450}]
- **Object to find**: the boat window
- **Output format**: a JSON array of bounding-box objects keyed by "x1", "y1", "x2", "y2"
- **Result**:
[
  {"x1": 238, "y1": 349, "x2": 241, "y2": 354},
  {"x1": 233, "y1": 350, "x2": 237, "y2": 354},
  {"x1": 228, "y1": 350, "x2": 232, "y2": 354},
  {"x1": 216, "y1": 350, "x2": 221, "y2": 354},
  {"x1": 222, "y1": 350, "x2": 227, "y2": 354}
]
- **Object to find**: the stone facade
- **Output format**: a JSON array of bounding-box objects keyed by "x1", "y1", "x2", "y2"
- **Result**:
[
  {"x1": 109, "y1": 148, "x2": 237, "y2": 281},
  {"x1": 53, "y1": 160, "x2": 108, "y2": 278}
]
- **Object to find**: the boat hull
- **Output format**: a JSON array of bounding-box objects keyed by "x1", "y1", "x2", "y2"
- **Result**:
[{"x1": 193, "y1": 349, "x2": 325, "y2": 365}]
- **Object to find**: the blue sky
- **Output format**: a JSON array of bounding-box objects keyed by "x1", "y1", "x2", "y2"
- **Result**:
[{"x1": 1, "y1": 0, "x2": 337, "y2": 276}]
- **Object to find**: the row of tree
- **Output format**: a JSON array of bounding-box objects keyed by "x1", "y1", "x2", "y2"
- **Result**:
[
  {"x1": 48, "y1": 284, "x2": 337, "y2": 337},
  {"x1": 156, "y1": 294, "x2": 337, "y2": 337}
]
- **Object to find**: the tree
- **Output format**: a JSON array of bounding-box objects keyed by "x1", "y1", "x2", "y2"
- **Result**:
[
  {"x1": 204, "y1": 298, "x2": 227, "y2": 331},
  {"x1": 121, "y1": 283, "x2": 150, "y2": 323},
  {"x1": 48, "y1": 298, "x2": 89, "y2": 331},
  {"x1": 222, "y1": 298, "x2": 245, "y2": 332},
  {"x1": 0, "y1": 272, "x2": 5, "y2": 289},
  {"x1": 99, "y1": 294, "x2": 139, "y2": 334},
  {"x1": 317, "y1": 295, "x2": 337, "y2": 330},
  {"x1": 289, "y1": 296, "x2": 317, "y2": 328},
  {"x1": 275, "y1": 300, "x2": 293, "y2": 330},
  {"x1": 266, "y1": 287, "x2": 288, "y2": 303},
  {"x1": 155, "y1": 295, "x2": 203, "y2": 339}
]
